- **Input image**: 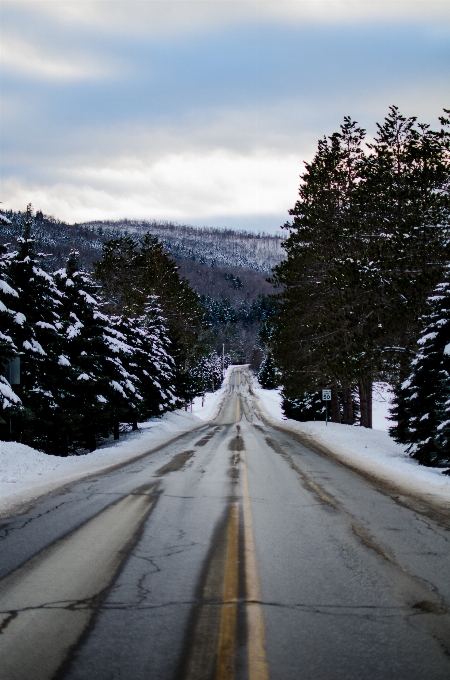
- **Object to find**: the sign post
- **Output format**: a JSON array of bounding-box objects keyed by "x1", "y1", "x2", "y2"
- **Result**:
[{"x1": 322, "y1": 389, "x2": 331, "y2": 426}]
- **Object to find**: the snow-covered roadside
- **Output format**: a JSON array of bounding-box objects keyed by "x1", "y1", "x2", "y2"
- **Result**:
[
  {"x1": 253, "y1": 384, "x2": 450, "y2": 510},
  {"x1": 0, "y1": 367, "x2": 234, "y2": 518}
]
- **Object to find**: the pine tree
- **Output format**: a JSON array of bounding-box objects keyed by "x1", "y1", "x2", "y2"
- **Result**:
[
  {"x1": 0, "y1": 243, "x2": 22, "y2": 428},
  {"x1": 362, "y1": 107, "x2": 450, "y2": 376},
  {"x1": 271, "y1": 118, "x2": 372, "y2": 423},
  {"x1": 54, "y1": 251, "x2": 137, "y2": 452},
  {"x1": 111, "y1": 297, "x2": 176, "y2": 423},
  {"x1": 94, "y1": 233, "x2": 205, "y2": 403},
  {"x1": 390, "y1": 270, "x2": 450, "y2": 467},
  {"x1": 282, "y1": 392, "x2": 326, "y2": 422},
  {"x1": 258, "y1": 352, "x2": 278, "y2": 389},
  {"x1": 193, "y1": 350, "x2": 225, "y2": 393},
  {"x1": 6, "y1": 205, "x2": 64, "y2": 447},
  {"x1": 271, "y1": 108, "x2": 450, "y2": 428}
]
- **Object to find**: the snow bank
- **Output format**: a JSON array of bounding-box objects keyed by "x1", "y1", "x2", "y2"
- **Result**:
[
  {"x1": 0, "y1": 368, "x2": 234, "y2": 518},
  {"x1": 254, "y1": 384, "x2": 450, "y2": 510},
  {"x1": 191, "y1": 365, "x2": 234, "y2": 421}
]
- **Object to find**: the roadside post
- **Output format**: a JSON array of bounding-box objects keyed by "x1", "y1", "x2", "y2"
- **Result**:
[{"x1": 322, "y1": 389, "x2": 331, "y2": 425}]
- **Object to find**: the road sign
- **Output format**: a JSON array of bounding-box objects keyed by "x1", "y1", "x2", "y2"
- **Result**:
[{"x1": 322, "y1": 389, "x2": 331, "y2": 401}]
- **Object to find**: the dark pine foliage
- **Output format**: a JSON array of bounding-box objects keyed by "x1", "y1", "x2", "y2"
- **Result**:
[{"x1": 390, "y1": 271, "x2": 450, "y2": 467}]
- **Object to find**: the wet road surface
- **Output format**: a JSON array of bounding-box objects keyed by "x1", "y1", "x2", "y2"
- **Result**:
[{"x1": 1, "y1": 367, "x2": 450, "y2": 679}]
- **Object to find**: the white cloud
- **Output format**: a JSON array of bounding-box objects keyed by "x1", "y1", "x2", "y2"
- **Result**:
[
  {"x1": 1, "y1": 150, "x2": 303, "y2": 223},
  {"x1": 0, "y1": 34, "x2": 112, "y2": 81},
  {"x1": 7, "y1": 1, "x2": 450, "y2": 39}
]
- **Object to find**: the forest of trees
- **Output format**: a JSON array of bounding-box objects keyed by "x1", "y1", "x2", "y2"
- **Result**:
[
  {"x1": 0, "y1": 207, "x2": 230, "y2": 455},
  {"x1": 2, "y1": 106, "x2": 449, "y2": 468},
  {"x1": 269, "y1": 107, "x2": 450, "y2": 467}
]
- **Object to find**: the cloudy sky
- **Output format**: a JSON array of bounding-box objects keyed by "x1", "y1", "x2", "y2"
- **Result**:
[{"x1": 1, "y1": 1, "x2": 449, "y2": 232}]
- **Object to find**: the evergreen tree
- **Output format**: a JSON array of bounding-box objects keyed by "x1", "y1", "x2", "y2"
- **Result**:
[
  {"x1": 54, "y1": 251, "x2": 137, "y2": 452},
  {"x1": 6, "y1": 206, "x2": 64, "y2": 446},
  {"x1": 271, "y1": 118, "x2": 371, "y2": 424},
  {"x1": 193, "y1": 350, "x2": 226, "y2": 393},
  {"x1": 282, "y1": 392, "x2": 326, "y2": 422},
  {"x1": 390, "y1": 270, "x2": 450, "y2": 467},
  {"x1": 270, "y1": 108, "x2": 450, "y2": 428},
  {"x1": 94, "y1": 233, "x2": 205, "y2": 403},
  {"x1": 258, "y1": 352, "x2": 278, "y2": 389},
  {"x1": 362, "y1": 107, "x2": 450, "y2": 377},
  {"x1": 111, "y1": 297, "x2": 176, "y2": 422},
  {"x1": 0, "y1": 244, "x2": 22, "y2": 426}
]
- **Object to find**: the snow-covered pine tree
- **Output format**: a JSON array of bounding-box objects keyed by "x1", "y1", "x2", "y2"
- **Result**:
[
  {"x1": 115, "y1": 296, "x2": 176, "y2": 422},
  {"x1": 0, "y1": 242, "x2": 22, "y2": 430},
  {"x1": 258, "y1": 352, "x2": 278, "y2": 389},
  {"x1": 94, "y1": 233, "x2": 205, "y2": 403},
  {"x1": 390, "y1": 270, "x2": 450, "y2": 467},
  {"x1": 194, "y1": 350, "x2": 224, "y2": 393},
  {"x1": 54, "y1": 251, "x2": 137, "y2": 452},
  {"x1": 5, "y1": 206, "x2": 64, "y2": 447},
  {"x1": 282, "y1": 391, "x2": 326, "y2": 422}
]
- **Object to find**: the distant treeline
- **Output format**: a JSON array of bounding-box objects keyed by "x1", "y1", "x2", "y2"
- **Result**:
[{"x1": 0, "y1": 211, "x2": 285, "y2": 274}]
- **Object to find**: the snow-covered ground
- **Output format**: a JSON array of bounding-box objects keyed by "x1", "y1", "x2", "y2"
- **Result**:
[
  {"x1": 0, "y1": 368, "x2": 232, "y2": 518},
  {"x1": 253, "y1": 383, "x2": 450, "y2": 509}
]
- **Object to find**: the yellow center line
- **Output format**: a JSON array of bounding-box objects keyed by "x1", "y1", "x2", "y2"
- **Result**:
[
  {"x1": 216, "y1": 503, "x2": 239, "y2": 680},
  {"x1": 235, "y1": 396, "x2": 241, "y2": 422},
  {"x1": 241, "y1": 449, "x2": 269, "y2": 680}
]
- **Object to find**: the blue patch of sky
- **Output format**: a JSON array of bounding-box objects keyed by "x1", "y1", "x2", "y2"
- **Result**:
[{"x1": 2, "y1": 21, "x2": 448, "y2": 131}]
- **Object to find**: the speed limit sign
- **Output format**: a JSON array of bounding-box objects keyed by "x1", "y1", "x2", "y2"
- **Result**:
[{"x1": 322, "y1": 389, "x2": 331, "y2": 401}]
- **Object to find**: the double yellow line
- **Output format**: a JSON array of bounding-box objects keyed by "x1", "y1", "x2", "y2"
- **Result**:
[{"x1": 215, "y1": 394, "x2": 269, "y2": 679}]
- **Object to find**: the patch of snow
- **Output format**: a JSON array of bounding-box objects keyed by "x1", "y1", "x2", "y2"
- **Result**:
[
  {"x1": 0, "y1": 376, "x2": 21, "y2": 405},
  {"x1": 14, "y1": 312, "x2": 26, "y2": 325},
  {"x1": 0, "y1": 280, "x2": 18, "y2": 297}
]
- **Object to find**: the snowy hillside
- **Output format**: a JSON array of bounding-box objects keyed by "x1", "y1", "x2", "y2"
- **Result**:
[{"x1": 0, "y1": 211, "x2": 286, "y2": 275}]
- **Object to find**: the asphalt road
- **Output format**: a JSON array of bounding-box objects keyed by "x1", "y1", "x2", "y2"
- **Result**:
[{"x1": 1, "y1": 367, "x2": 450, "y2": 679}]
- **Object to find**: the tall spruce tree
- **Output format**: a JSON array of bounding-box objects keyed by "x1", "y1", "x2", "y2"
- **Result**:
[
  {"x1": 271, "y1": 118, "x2": 372, "y2": 424},
  {"x1": 362, "y1": 107, "x2": 450, "y2": 377},
  {"x1": 6, "y1": 206, "x2": 64, "y2": 446},
  {"x1": 110, "y1": 297, "x2": 176, "y2": 423},
  {"x1": 54, "y1": 251, "x2": 137, "y2": 452}
]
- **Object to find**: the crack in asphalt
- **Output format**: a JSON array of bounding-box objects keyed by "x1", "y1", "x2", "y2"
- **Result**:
[
  {"x1": 2, "y1": 599, "x2": 439, "y2": 617},
  {"x1": 0, "y1": 498, "x2": 80, "y2": 541}
]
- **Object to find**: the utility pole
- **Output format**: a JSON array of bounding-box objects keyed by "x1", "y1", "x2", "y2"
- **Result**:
[{"x1": 222, "y1": 343, "x2": 225, "y2": 377}]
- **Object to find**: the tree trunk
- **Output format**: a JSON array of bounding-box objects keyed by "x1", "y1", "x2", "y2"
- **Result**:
[
  {"x1": 358, "y1": 376, "x2": 373, "y2": 428},
  {"x1": 331, "y1": 385, "x2": 341, "y2": 423},
  {"x1": 114, "y1": 419, "x2": 120, "y2": 440},
  {"x1": 341, "y1": 380, "x2": 354, "y2": 425},
  {"x1": 60, "y1": 433, "x2": 69, "y2": 457},
  {"x1": 132, "y1": 420, "x2": 138, "y2": 431},
  {"x1": 87, "y1": 430, "x2": 96, "y2": 452}
]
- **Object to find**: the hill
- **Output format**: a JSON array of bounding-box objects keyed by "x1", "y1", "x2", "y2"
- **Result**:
[{"x1": 0, "y1": 210, "x2": 285, "y2": 365}]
